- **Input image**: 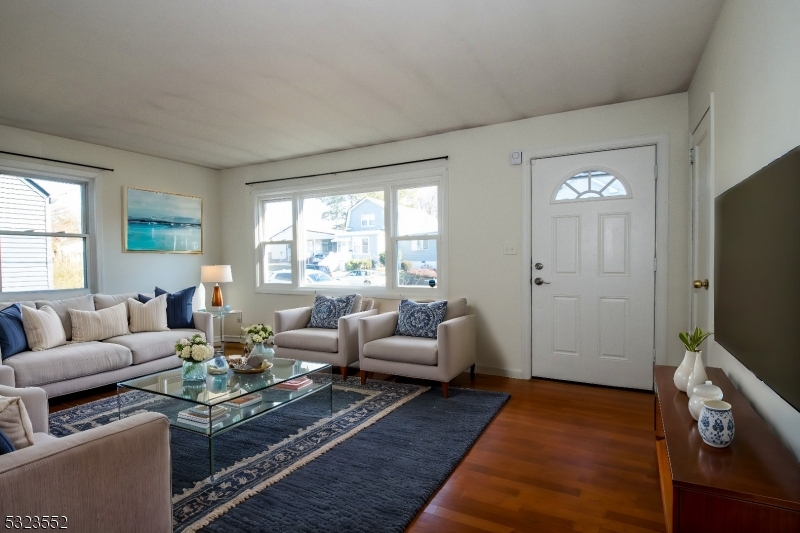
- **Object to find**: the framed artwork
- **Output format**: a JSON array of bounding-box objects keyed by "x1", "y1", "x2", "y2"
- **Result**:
[{"x1": 123, "y1": 187, "x2": 203, "y2": 253}]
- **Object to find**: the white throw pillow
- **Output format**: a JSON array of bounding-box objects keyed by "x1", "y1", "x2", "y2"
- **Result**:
[
  {"x1": 69, "y1": 302, "x2": 131, "y2": 342},
  {"x1": 0, "y1": 395, "x2": 35, "y2": 450},
  {"x1": 128, "y1": 295, "x2": 169, "y2": 333},
  {"x1": 21, "y1": 305, "x2": 67, "y2": 351}
]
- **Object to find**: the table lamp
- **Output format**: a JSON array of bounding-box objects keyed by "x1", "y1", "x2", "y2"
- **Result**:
[{"x1": 201, "y1": 265, "x2": 233, "y2": 308}]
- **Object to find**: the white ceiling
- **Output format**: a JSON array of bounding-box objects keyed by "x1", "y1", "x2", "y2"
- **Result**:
[{"x1": 0, "y1": 0, "x2": 723, "y2": 169}]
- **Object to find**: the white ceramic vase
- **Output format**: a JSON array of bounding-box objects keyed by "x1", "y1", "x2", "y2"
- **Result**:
[
  {"x1": 686, "y1": 351, "x2": 708, "y2": 396},
  {"x1": 673, "y1": 350, "x2": 696, "y2": 392},
  {"x1": 688, "y1": 380, "x2": 723, "y2": 420}
]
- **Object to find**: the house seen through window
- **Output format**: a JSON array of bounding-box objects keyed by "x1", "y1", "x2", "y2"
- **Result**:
[{"x1": 0, "y1": 174, "x2": 88, "y2": 292}]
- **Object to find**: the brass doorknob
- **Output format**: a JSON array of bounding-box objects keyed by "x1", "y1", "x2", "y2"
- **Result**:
[{"x1": 693, "y1": 279, "x2": 709, "y2": 290}]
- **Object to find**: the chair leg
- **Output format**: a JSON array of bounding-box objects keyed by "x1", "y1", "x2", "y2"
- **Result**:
[
  {"x1": 442, "y1": 382, "x2": 449, "y2": 399},
  {"x1": 470, "y1": 364, "x2": 476, "y2": 380},
  {"x1": 340, "y1": 366, "x2": 348, "y2": 381},
  {"x1": 360, "y1": 370, "x2": 367, "y2": 385}
]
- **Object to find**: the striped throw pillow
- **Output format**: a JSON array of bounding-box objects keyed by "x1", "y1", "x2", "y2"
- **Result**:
[
  {"x1": 20, "y1": 305, "x2": 67, "y2": 351},
  {"x1": 69, "y1": 302, "x2": 130, "y2": 342},
  {"x1": 128, "y1": 294, "x2": 169, "y2": 333}
]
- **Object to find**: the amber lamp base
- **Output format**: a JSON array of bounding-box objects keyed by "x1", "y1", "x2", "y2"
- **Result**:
[{"x1": 211, "y1": 284, "x2": 223, "y2": 308}]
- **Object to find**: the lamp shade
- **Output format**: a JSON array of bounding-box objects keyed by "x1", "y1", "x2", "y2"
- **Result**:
[{"x1": 201, "y1": 265, "x2": 233, "y2": 283}]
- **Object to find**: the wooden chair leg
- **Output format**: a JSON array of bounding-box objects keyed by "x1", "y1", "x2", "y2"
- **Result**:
[
  {"x1": 470, "y1": 364, "x2": 476, "y2": 380},
  {"x1": 360, "y1": 370, "x2": 367, "y2": 385},
  {"x1": 442, "y1": 382, "x2": 449, "y2": 399},
  {"x1": 340, "y1": 366, "x2": 348, "y2": 381}
]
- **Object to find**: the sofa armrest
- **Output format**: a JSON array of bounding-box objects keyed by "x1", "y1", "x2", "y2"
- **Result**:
[
  {"x1": 275, "y1": 307, "x2": 312, "y2": 333},
  {"x1": 358, "y1": 312, "x2": 399, "y2": 361},
  {"x1": 0, "y1": 364, "x2": 14, "y2": 387},
  {"x1": 437, "y1": 315, "x2": 477, "y2": 382},
  {"x1": 193, "y1": 311, "x2": 214, "y2": 342},
  {"x1": 0, "y1": 385, "x2": 48, "y2": 434},
  {"x1": 339, "y1": 309, "x2": 379, "y2": 366},
  {"x1": 0, "y1": 412, "x2": 172, "y2": 533}
]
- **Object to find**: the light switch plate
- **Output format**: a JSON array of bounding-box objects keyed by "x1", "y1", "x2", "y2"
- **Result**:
[{"x1": 503, "y1": 243, "x2": 518, "y2": 255}]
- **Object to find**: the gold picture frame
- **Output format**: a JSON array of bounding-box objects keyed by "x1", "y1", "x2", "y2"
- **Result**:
[{"x1": 123, "y1": 187, "x2": 203, "y2": 254}]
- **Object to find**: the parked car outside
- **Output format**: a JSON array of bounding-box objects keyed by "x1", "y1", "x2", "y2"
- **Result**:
[
  {"x1": 268, "y1": 269, "x2": 337, "y2": 285},
  {"x1": 305, "y1": 263, "x2": 331, "y2": 275},
  {"x1": 338, "y1": 269, "x2": 386, "y2": 286}
]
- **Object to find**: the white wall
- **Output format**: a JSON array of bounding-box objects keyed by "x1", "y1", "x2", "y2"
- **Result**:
[
  {"x1": 0, "y1": 124, "x2": 222, "y2": 301},
  {"x1": 221, "y1": 93, "x2": 691, "y2": 376},
  {"x1": 688, "y1": 0, "x2": 800, "y2": 460}
]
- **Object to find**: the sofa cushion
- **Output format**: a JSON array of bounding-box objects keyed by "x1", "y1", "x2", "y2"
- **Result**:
[
  {"x1": 69, "y1": 303, "x2": 131, "y2": 342},
  {"x1": 0, "y1": 304, "x2": 29, "y2": 360},
  {"x1": 363, "y1": 336, "x2": 438, "y2": 366},
  {"x1": 0, "y1": 301, "x2": 35, "y2": 311},
  {"x1": 155, "y1": 286, "x2": 196, "y2": 329},
  {"x1": 443, "y1": 298, "x2": 467, "y2": 322},
  {"x1": 4, "y1": 342, "x2": 132, "y2": 387},
  {"x1": 274, "y1": 328, "x2": 338, "y2": 353},
  {"x1": 128, "y1": 295, "x2": 169, "y2": 333},
  {"x1": 104, "y1": 329, "x2": 205, "y2": 365},
  {"x1": 21, "y1": 305, "x2": 67, "y2": 351},
  {"x1": 395, "y1": 299, "x2": 447, "y2": 339},
  {"x1": 0, "y1": 395, "x2": 35, "y2": 450},
  {"x1": 308, "y1": 294, "x2": 356, "y2": 329},
  {"x1": 35, "y1": 294, "x2": 95, "y2": 341},
  {"x1": 94, "y1": 293, "x2": 139, "y2": 317}
]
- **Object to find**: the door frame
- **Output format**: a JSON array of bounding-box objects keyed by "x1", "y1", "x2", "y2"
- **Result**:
[{"x1": 521, "y1": 134, "x2": 670, "y2": 380}]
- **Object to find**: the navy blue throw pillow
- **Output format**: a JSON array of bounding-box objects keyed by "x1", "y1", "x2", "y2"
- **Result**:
[
  {"x1": 0, "y1": 428, "x2": 15, "y2": 455},
  {"x1": 395, "y1": 299, "x2": 448, "y2": 339},
  {"x1": 0, "y1": 304, "x2": 29, "y2": 360},
  {"x1": 155, "y1": 286, "x2": 196, "y2": 329},
  {"x1": 308, "y1": 294, "x2": 356, "y2": 329},
  {"x1": 137, "y1": 294, "x2": 152, "y2": 303}
]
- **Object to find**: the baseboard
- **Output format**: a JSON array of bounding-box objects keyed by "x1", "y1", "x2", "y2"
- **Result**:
[{"x1": 475, "y1": 365, "x2": 526, "y2": 379}]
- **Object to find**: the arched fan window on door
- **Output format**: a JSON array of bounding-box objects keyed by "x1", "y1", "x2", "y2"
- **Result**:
[{"x1": 553, "y1": 170, "x2": 630, "y2": 202}]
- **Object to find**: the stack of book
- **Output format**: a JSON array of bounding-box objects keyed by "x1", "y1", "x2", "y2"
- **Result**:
[
  {"x1": 177, "y1": 405, "x2": 229, "y2": 429},
  {"x1": 223, "y1": 393, "x2": 262, "y2": 409},
  {"x1": 274, "y1": 377, "x2": 314, "y2": 391}
]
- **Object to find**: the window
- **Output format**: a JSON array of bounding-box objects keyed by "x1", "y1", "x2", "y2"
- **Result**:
[
  {"x1": 554, "y1": 170, "x2": 629, "y2": 202},
  {"x1": 0, "y1": 173, "x2": 93, "y2": 293},
  {"x1": 253, "y1": 166, "x2": 447, "y2": 295}
]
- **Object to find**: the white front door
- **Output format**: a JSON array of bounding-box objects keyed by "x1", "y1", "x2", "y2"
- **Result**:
[
  {"x1": 531, "y1": 146, "x2": 656, "y2": 389},
  {"x1": 691, "y1": 111, "x2": 714, "y2": 349}
]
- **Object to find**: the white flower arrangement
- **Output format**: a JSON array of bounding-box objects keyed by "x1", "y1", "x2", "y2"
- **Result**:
[
  {"x1": 175, "y1": 333, "x2": 214, "y2": 362},
  {"x1": 241, "y1": 323, "x2": 274, "y2": 346}
]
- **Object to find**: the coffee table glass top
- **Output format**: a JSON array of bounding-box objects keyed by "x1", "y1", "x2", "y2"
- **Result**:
[{"x1": 118, "y1": 358, "x2": 329, "y2": 407}]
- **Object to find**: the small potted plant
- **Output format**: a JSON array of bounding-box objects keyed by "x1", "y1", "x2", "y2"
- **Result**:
[
  {"x1": 175, "y1": 334, "x2": 215, "y2": 381},
  {"x1": 242, "y1": 323, "x2": 275, "y2": 362},
  {"x1": 674, "y1": 327, "x2": 713, "y2": 394}
]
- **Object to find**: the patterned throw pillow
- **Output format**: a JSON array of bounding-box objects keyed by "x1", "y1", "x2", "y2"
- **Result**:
[
  {"x1": 0, "y1": 395, "x2": 35, "y2": 450},
  {"x1": 395, "y1": 299, "x2": 448, "y2": 339},
  {"x1": 308, "y1": 294, "x2": 356, "y2": 329},
  {"x1": 20, "y1": 305, "x2": 67, "y2": 351},
  {"x1": 0, "y1": 304, "x2": 29, "y2": 360},
  {"x1": 69, "y1": 302, "x2": 131, "y2": 342},
  {"x1": 128, "y1": 294, "x2": 169, "y2": 333}
]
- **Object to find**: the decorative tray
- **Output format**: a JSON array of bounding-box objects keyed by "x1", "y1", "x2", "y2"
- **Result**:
[{"x1": 230, "y1": 361, "x2": 273, "y2": 374}]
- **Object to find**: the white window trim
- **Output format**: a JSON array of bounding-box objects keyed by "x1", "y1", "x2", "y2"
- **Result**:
[
  {"x1": 0, "y1": 158, "x2": 102, "y2": 299},
  {"x1": 251, "y1": 164, "x2": 448, "y2": 299}
]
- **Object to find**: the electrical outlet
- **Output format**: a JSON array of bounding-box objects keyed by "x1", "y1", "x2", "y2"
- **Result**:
[{"x1": 503, "y1": 243, "x2": 518, "y2": 255}]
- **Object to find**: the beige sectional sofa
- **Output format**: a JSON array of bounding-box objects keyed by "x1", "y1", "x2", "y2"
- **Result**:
[{"x1": 0, "y1": 293, "x2": 212, "y2": 397}]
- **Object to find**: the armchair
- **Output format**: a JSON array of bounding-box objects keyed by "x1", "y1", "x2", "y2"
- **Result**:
[
  {"x1": 273, "y1": 296, "x2": 378, "y2": 380},
  {"x1": 0, "y1": 383, "x2": 172, "y2": 532},
  {"x1": 358, "y1": 298, "x2": 476, "y2": 398}
]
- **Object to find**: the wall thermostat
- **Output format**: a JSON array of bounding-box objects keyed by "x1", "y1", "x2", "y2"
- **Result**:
[{"x1": 509, "y1": 151, "x2": 522, "y2": 165}]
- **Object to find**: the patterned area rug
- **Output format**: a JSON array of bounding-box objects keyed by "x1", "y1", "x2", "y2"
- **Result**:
[{"x1": 50, "y1": 378, "x2": 509, "y2": 533}]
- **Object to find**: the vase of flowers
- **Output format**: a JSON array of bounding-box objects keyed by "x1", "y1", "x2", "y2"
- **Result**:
[
  {"x1": 242, "y1": 324, "x2": 275, "y2": 363},
  {"x1": 175, "y1": 334, "x2": 215, "y2": 381},
  {"x1": 677, "y1": 327, "x2": 713, "y2": 395}
]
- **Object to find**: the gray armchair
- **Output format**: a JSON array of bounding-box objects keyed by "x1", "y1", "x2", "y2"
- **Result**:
[
  {"x1": 0, "y1": 383, "x2": 172, "y2": 532},
  {"x1": 358, "y1": 298, "x2": 476, "y2": 398},
  {"x1": 274, "y1": 296, "x2": 378, "y2": 380}
]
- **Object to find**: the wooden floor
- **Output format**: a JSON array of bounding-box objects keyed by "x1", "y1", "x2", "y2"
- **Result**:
[{"x1": 48, "y1": 349, "x2": 665, "y2": 533}]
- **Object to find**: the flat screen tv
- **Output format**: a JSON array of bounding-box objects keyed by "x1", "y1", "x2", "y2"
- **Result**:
[{"x1": 715, "y1": 146, "x2": 800, "y2": 411}]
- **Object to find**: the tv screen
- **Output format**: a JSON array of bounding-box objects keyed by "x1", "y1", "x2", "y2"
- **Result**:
[{"x1": 715, "y1": 146, "x2": 800, "y2": 411}]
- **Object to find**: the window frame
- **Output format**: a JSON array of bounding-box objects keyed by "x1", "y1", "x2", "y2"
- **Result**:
[
  {"x1": 0, "y1": 158, "x2": 101, "y2": 299},
  {"x1": 360, "y1": 213, "x2": 375, "y2": 227},
  {"x1": 252, "y1": 165, "x2": 448, "y2": 298},
  {"x1": 551, "y1": 166, "x2": 632, "y2": 204}
]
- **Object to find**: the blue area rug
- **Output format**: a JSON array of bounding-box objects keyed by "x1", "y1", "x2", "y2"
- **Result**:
[{"x1": 50, "y1": 377, "x2": 509, "y2": 532}]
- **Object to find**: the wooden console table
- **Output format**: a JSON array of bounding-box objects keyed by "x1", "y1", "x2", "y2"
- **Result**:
[{"x1": 654, "y1": 365, "x2": 800, "y2": 533}]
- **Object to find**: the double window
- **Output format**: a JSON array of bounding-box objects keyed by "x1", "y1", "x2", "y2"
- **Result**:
[
  {"x1": 253, "y1": 166, "x2": 447, "y2": 296},
  {"x1": 0, "y1": 169, "x2": 96, "y2": 295}
]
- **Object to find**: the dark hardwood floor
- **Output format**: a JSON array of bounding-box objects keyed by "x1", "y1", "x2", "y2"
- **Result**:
[{"x1": 48, "y1": 345, "x2": 665, "y2": 533}]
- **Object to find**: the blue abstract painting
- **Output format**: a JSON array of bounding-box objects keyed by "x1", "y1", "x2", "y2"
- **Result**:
[{"x1": 125, "y1": 188, "x2": 202, "y2": 253}]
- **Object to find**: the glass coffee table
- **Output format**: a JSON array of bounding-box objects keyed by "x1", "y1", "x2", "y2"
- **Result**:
[{"x1": 117, "y1": 358, "x2": 332, "y2": 481}]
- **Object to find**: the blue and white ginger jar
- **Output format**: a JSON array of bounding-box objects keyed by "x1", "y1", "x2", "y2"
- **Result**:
[{"x1": 698, "y1": 400, "x2": 735, "y2": 448}]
